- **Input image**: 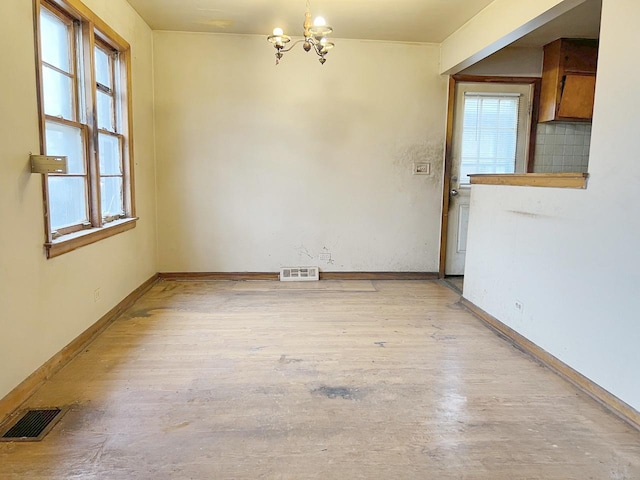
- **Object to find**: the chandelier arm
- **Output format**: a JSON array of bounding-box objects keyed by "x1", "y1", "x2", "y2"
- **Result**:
[
  {"x1": 279, "y1": 39, "x2": 306, "y2": 53},
  {"x1": 312, "y1": 42, "x2": 324, "y2": 57}
]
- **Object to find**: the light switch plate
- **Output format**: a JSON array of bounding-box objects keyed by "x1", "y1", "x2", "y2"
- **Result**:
[{"x1": 413, "y1": 162, "x2": 431, "y2": 175}]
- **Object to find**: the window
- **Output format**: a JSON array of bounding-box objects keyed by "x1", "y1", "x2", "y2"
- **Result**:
[
  {"x1": 460, "y1": 93, "x2": 521, "y2": 182},
  {"x1": 453, "y1": 82, "x2": 533, "y2": 184},
  {"x1": 35, "y1": 0, "x2": 135, "y2": 258}
]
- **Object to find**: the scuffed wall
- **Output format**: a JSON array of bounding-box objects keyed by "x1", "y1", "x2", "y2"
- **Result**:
[{"x1": 154, "y1": 34, "x2": 448, "y2": 272}]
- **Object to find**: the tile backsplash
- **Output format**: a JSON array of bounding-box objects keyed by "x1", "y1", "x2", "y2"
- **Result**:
[{"x1": 533, "y1": 122, "x2": 591, "y2": 173}]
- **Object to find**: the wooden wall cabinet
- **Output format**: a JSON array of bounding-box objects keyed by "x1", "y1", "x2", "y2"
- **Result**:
[{"x1": 539, "y1": 38, "x2": 599, "y2": 123}]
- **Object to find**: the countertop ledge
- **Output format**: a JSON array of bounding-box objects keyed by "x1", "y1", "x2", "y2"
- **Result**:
[{"x1": 469, "y1": 173, "x2": 588, "y2": 189}]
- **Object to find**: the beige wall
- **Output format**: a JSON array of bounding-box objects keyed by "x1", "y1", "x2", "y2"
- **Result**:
[
  {"x1": 460, "y1": 47, "x2": 543, "y2": 77},
  {"x1": 154, "y1": 33, "x2": 448, "y2": 273},
  {"x1": 463, "y1": 0, "x2": 640, "y2": 410},
  {"x1": 0, "y1": 0, "x2": 157, "y2": 401}
]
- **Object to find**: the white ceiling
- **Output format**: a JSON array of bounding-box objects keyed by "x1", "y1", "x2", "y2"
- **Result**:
[
  {"x1": 125, "y1": 0, "x2": 602, "y2": 51},
  {"x1": 124, "y1": 0, "x2": 497, "y2": 43},
  {"x1": 512, "y1": 0, "x2": 601, "y2": 47}
]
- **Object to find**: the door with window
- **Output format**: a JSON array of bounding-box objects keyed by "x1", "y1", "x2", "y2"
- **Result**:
[{"x1": 445, "y1": 81, "x2": 533, "y2": 275}]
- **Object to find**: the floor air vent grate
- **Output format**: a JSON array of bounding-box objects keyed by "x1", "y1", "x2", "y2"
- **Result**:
[
  {"x1": 1, "y1": 408, "x2": 65, "y2": 442},
  {"x1": 280, "y1": 266, "x2": 320, "y2": 282}
]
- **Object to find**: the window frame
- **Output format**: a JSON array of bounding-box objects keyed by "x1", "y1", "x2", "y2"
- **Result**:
[{"x1": 34, "y1": 0, "x2": 136, "y2": 258}]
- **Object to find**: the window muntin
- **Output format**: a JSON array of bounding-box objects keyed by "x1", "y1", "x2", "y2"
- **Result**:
[{"x1": 35, "y1": 0, "x2": 135, "y2": 252}]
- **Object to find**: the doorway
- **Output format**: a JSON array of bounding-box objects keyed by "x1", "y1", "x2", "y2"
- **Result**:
[{"x1": 439, "y1": 76, "x2": 540, "y2": 278}]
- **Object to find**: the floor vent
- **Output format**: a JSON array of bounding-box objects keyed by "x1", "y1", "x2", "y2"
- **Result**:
[
  {"x1": 280, "y1": 266, "x2": 320, "y2": 282},
  {"x1": 0, "y1": 408, "x2": 66, "y2": 442}
]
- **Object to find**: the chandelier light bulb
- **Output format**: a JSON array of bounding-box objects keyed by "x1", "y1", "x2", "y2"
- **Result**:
[
  {"x1": 320, "y1": 37, "x2": 327, "y2": 45},
  {"x1": 273, "y1": 27, "x2": 284, "y2": 36},
  {"x1": 313, "y1": 16, "x2": 326, "y2": 27}
]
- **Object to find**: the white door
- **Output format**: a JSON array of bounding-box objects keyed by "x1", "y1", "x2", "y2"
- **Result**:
[{"x1": 445, "y1": 82, "x2": 533, "y2": 275}]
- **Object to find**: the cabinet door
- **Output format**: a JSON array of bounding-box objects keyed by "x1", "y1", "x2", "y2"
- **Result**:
[
  {"x1": 562, "y1": 41, "x2": 598, "y2": 74},
  {"x1": 558, "y1": 74, "x2": 596, "y2": 119}
]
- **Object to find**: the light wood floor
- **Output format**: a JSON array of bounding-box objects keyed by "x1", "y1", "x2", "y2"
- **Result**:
[
  {"x1": 444, "y1": 276, "x2": 464, "y2": 294},
  {"x1": 1, "y1": 280, "x2": 639, "y2": 479}
]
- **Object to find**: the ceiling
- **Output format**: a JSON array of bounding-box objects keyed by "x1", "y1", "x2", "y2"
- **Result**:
[
  {"x1": 512, "y1": 0, "x2": 601, "y2": 48},
  {"x1": 125, "y1": 0, "x2": 602, "y2": 51},
  {"x1": 124, "y1": 0, "x2": 497, "y2": 43}
]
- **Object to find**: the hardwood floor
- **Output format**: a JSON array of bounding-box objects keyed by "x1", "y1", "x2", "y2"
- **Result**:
[
  {"x1": 444, "y1": 275, "x2": 464, "y2": 294},
  {"x1": 1, "y1": 280, "x2": 639, "y2": 479}
]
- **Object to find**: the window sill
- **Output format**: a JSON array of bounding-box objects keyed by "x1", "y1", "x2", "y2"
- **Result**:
[
  {"x1": 45, "y1": 217, "x2": 138, "y2": 259},
  {"x1": 468, "y1": 173, "x2": 589, "y2": 189}
]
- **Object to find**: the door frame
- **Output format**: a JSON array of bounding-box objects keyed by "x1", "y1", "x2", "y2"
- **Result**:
[{"x1": 438, "y1": 75, "x2": 542, "y2": 278}]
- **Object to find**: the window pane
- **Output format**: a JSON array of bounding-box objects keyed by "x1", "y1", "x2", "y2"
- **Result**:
[
  {"x1": 97, "y1": 90, "x2": 114, "y2": 131},
  {"x1": 95, "y1": 47, "x2": 111, "y2": 88},
  {"x1": 40, "y1": 8, "x2": 71, "y2": 73},
  {"x1": 478, "y1": 131, "x2": 497, "y2": 160},
  {"x1": 42, "y1": 66, "x2": 74, "y2": 120},
  {"x1": 48, "y1": 176, "x2": 88, "y2": 230},
  {"x1": 497, "y1": 100, "x2": 518, "y2": 129},
  {"x1": 45, "y1": 121, "x2": 85, "y2": 174},
  {"x1": 496, "y1": 131, "x2": 517, "y2": 160},
  {"x1": 101, "y1": 177, "x2": 124, "y2": 217},
  {"x1": 479, "y1": 100, "x2": 499, "y2": 129},
  {"x1": 463, "y1": 98, "x2": 479, "y2": 127},
  {"x1": 98, "y1": 133, "x2": 122, "y2": 175}
]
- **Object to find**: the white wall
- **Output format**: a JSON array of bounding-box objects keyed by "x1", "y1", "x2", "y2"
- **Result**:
[
  {"x1": 464, "y1": 0, "x2": 640, "y2": 410},
  {"x1": 154, "y1": 33, "x2": 448, "y2": 273},
  {"x1": 0, "y1": 0, "x2": 157, "y2": 401}
]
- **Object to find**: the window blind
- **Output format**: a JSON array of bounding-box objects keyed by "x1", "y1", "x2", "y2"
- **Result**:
[{"x1": 460, "y1": 93, "x2": 521, "y2": 183}]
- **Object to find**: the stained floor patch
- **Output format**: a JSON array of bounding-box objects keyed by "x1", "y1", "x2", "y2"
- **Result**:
[
  {"x1": 279, "y1": 355, "x2": 303, "y2": 364},
  {"x1": 312, "y1": 386, "x2": 362, "y2": 400},
  {"x1": 125, "y1": 308, "x2": 156, "y2": 319}
]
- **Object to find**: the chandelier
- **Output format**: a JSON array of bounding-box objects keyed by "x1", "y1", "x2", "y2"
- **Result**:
[{"x1": 267, "y1": 0, "x2": 334, "y2": 65}]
